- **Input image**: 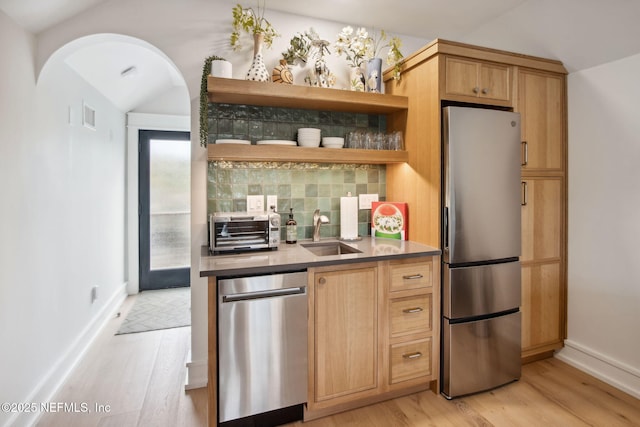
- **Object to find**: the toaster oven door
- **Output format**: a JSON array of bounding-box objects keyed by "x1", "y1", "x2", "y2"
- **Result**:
[{"x1": 213, "y1": 220, "x2": 270, "y2": 252}]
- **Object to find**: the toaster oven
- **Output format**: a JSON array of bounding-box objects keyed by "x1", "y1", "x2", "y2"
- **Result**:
[{"x1": 209, "y1": 212, "x2": 281, "y2": 254}]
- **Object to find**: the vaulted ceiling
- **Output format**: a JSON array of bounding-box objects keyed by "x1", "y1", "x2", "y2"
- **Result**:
[{"x1": 2, "y1": 0, "x2": 640, "y2": 111}]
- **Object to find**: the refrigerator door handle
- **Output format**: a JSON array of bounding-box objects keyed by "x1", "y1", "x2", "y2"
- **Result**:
[{"x1": 444, "y1": 206, "x2": 449, "y2": 250}]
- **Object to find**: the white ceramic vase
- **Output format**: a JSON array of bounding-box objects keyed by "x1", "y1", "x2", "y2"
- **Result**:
[
  {"x1": 245, "y1": 33, "x2": 270, "y2": 82},
  {"x1": 349, "y1": 66, "x2": 365, "y2": 91}
]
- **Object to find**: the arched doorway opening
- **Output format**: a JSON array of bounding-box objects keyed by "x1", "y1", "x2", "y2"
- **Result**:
[{"x1": 38, "y1": 33, "x2": 191, "y2": 296}]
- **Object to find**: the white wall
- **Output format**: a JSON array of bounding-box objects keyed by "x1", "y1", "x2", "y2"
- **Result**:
[
  {"x1": 556, "y1": 53, "x2": 640, "y2": 398},
  {"x1": 0, "y1": 9, "x2": 127, "y2": 427}
]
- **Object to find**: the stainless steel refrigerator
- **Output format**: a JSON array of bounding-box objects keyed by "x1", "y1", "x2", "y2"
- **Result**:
[{"x1": 441, "y1": 106, "x2": 522, "y2": 399}]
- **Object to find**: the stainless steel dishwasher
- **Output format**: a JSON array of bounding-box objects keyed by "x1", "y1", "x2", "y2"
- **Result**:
[{"x1": 218, "y1": 271, "x2": 308, "y2": 426}]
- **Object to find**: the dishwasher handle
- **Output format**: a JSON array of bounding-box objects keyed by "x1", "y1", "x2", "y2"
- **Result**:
[{"x1": 222, "y1": 286, "x2": 306, "y2": 303}]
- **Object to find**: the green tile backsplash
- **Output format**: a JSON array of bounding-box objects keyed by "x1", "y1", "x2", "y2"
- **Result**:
[
  {"x1": 207, "y1": 103, "x2": 388, "y2": 240},
  {"x1": 209, "y1": 103, "x2": 386, "y2": 142},
  {"x1": 208, "y1": 162, "x2": 386, "y2": 240}
]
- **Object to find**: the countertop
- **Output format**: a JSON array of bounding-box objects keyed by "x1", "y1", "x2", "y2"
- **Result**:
[{"x1": 200, "y1": 237, "x2": 441, "y2": 277}]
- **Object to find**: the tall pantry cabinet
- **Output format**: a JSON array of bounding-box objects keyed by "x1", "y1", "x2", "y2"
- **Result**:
[{"x1": 383, "y1": 39, "x2": 568, "y2": 362}]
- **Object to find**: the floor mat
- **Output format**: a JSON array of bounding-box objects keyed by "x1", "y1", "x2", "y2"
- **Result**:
[{"x1": 116, "y1": 287, "x2": 190, "y2": 335}]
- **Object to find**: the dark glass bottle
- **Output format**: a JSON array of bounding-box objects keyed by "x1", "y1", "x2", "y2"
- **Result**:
[{"x1": 286, "y1": 208, "x2": 297, "y2": 244}]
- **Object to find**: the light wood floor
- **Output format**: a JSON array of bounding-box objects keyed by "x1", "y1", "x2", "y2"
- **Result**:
[{"x1": 38, "y1": 294, "x2": 640, "y2": 427}]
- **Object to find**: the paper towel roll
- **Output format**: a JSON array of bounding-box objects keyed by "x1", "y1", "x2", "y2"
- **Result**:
[{"x1": 340, "y1": 196, "x2": 358, "y2": 240}]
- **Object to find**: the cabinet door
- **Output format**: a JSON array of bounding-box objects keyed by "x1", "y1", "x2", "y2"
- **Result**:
[
  {"x1": 445, "y1": 57, "x2": 479, "y2": 98},
  {"x1": 521, "y1": 177, "x2": 562, "y2": 263},
  {"x1": 478, "y1": 62, "x2": 511, "y2": 101},
  {"x1": 521, "y1": 262, "x2": 563, "y2": 353},
  {"x1": 313, "y1": 266, "x2": 379, "y2": 403},
  {"x1": 445, "y1": 56, "x2": 511, "y2": 103},
  {"x1": 518, "y1": 69, "x2": 564, "y2": 171}
]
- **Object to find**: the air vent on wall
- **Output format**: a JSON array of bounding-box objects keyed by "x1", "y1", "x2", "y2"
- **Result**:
[{"x1": 83, "y1": 102, "x2": 96, "y2": 130}]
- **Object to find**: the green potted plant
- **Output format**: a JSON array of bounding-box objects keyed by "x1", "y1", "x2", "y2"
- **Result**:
[
  {"x1": 230, "y1": 2, "x2": 279, "y2": 51},
  {"x1": 200, "y1": 55, "x2": 226, "y2": 147},
  {"x1": 282, "y1": 29, "x2": 315, "y2": 66},
  {"x1": 230, "y1": 2, "x2": 279, "y2": 81}
]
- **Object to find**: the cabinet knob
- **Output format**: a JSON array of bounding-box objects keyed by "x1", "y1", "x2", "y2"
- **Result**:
[
  {"x1": 402, "y1": 274, "x2": 423, "y2": 280},
  {"x1": 472, "y1": 87, "x2": 479, "y2": 94},
  {"x1": 318, "y1": 277, "x2": 326, "y2": 285},
  {"x1": 482, "y1": 88, "x2": 488, "y2": 94},
  {"x1": 403, "y1": 307, "x2": 423, "y2": 314}
]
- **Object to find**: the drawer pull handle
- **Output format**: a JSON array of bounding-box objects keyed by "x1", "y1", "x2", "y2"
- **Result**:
[
  {"x1": 403, "y1": 352, "x2": 422, "y2": 360},
  {"x1": 402, "y1": 274, "x2": 423, "y2": 280},
  {"x1": 403, "y1": 307, "x2": 423, "y2": 314}
]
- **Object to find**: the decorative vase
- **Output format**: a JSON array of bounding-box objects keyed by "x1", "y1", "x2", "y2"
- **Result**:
[
  {"x1": 349, "y1": 66, "x2": 365, "y2": 91},
  {"x1": 246, "y1": 33, "x2": 270, "y2": 82},
  {"x1": 366, "y1": 57, "x2": 383, "y2": 93},
  {"x1": 211, "y1": 59, "x2": 232, "y2": 78},
  {"x1": 272, "y1": 59, "x2": 293, "y2": 84}
]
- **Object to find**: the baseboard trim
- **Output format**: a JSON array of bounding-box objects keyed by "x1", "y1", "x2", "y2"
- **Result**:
[
  {"x1": 185, "y1": 358, "x2": 208, "y2": 390},
  {"x1": 13, "y1": 283, "x2": 128, "y2": 427},
  {"x1": 555, "y1": 339, "x2": 640, "y2": 399}
]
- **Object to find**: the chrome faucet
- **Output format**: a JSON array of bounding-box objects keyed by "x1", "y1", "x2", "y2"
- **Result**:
[{"x1": 312, "y1": 209, "x2": 330, "y2": 242}]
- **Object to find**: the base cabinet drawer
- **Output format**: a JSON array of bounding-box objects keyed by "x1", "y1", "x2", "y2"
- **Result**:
[
  {"x1": 390, "y1": 338, "x2": 432, "y2": 384},
  {"x1": 389, "y1": 261, "x2": 433, "y2": 292},
  {"x1": 390, "y1": 294, "x2": 432, "y2": 337}
]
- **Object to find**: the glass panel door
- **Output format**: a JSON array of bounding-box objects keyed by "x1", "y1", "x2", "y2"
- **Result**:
[{"x1": 139, "y1": 130, "x2": 190, "y2": 290}]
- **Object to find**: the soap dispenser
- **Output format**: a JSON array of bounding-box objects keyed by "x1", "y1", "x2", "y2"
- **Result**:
[{"x1": 286, "y1": 208, "x2": 297, "y2": 244}]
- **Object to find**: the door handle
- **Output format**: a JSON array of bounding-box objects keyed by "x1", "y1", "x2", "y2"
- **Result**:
[
  {"x1": 402, "y1": 274, "x2": 424, "y2": 280},
  {"x1": 521, "y1": 181, "x2": 528, "y2": 206},
  {"x1": 521, "y1": 141, "x2": 528, "y2": 166},
  {"x1": 402, "y1": 352, "x2": 422, "y2": 360},
  {"x1": 443, "y1": 206, "x2": 449, "y2": 250}
]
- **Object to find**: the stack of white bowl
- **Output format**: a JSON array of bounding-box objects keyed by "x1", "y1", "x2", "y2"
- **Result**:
[
  {"x1": 321, "y1": 137, "x2": 345, "y2": 148},
  {"x1": 297, "y1": 128, "x2": 321, "y2": 147}
]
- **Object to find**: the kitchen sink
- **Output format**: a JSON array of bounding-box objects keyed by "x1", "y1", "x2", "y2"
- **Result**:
[{"x1": 301, "y1": 241, "x2": 362, "y2": 256}]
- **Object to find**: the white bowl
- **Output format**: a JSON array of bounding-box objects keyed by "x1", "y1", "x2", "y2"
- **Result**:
[
  {"x1": 298, "y1": 127, "x2": 321, "y2": 133},
  {"x1": 322, "y1": 137, "x2": 344, "y2": 147},
  {"x1": 298, "y1": 139, "x2": 321, "y2": 147}
]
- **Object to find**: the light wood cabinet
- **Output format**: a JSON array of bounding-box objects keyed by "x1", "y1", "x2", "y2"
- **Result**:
[
  {"x1": 521, "y1": 177, "x2": 563, "y2": 263},
  {"x1": 306, "y1": 256, "x2": 439, "y2": 420},
  {"x1": 385, "y1": 258, "x2": 438, "y2": 390},
  {"x1": 444, "y1": 56, "x2": 512, "y2": 105},
  {"x1": 521, "y1": 262, "x2": 563, "y2": 356},
  {"x1": 517, "y1": 69, "x2": 565, "y2": 172},
  {"x1": 310, "y1": 263, "x2": 380, "y2": 407},
  {"x1": 384, "y1": 39, "x2": 567, "y2": 363},
  {"x1": 518, "y1": 68, "x2": 566, "y2": 360}
]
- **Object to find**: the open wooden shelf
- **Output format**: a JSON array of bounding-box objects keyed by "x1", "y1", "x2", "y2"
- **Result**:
[
  {"x1": 208, "y1": 77, "x2": 408, "y2": 114},
  {"x1": 208, "y1": 144, "x2": 408, "y2": 164}
]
